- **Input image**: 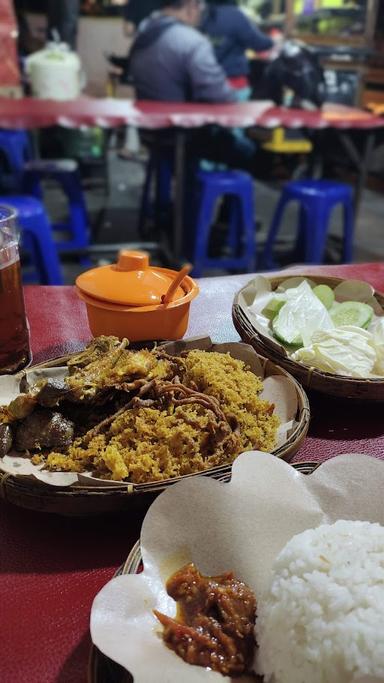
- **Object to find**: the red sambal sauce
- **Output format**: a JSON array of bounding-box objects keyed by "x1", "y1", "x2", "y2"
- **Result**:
[{"x1": 154, "y1": 562, "x2": 257, "y2": 677}]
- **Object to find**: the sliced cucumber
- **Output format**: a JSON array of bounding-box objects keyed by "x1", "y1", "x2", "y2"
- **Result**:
[
  {"x1": 277, "y1": 277, "x2": 316, "y2": 291},
  {"x1": 329, "y1": 301, "x2": 340, "y2": 314},
  {"x1": 272, "y1": 307, "x2": 303, "y2": 347},
  {"x1": 333, "y1": 279, "x2": 374, "y2": 303},
  {"x1": 330, "y1": 301, "x2": 374, "y2": 329},
  {"x1": 262, "y1": 297, "x2": 285, "y2": 320},
  {"x1": 313, "y1": 284, "x2": 335, "y2": 310}
]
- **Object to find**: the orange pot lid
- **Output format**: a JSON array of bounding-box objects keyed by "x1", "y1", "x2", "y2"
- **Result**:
[{"x1": 76, "y1": 251, "x2": 186, "y2": 307}]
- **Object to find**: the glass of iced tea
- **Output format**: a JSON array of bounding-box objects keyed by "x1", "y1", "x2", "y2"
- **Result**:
[{"x1": 0, "y1": 206, "x2": 31, "y2": 374}]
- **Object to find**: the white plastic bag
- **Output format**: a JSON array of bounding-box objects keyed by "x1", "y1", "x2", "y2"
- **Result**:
[{"x1": 26, "y1": 42, "x2": 84, "y2": 100}]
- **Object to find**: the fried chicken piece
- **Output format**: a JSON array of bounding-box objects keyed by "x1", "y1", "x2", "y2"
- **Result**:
[
  {"x1": 66, "y1": 335, "x2": 123, "y2": 372},
  {"x1": 65, "y1": 344, "x2": 184, "y2": 403},
  {"x1": 7, "y1": 392, "x2": 38, "y2": 421},
  {"x1": 36, "y1": 379, "x2": 70, "y2": 407},
  {"x1": 14, "y1": 409, "x2": 75, "y2": 451},
  {"x1": 65, "y1": 345, "x2": 158, "y2": 401}
]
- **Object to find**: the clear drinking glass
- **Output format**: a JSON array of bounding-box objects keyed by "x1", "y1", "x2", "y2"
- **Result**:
[{"x1": 0, "y1": 206, "x2": 31, "y2": 374}]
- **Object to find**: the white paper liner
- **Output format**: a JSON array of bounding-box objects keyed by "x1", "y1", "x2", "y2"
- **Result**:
[
  {"x1": 91, "y1": 452, "x2": 384, "y2": 682},
  {"x1": 0, "y1": 374, "x2": 24, "y2": 405},
  {"x1": 0, "y1": 454, "x2": 79, "y2": 486},
  {"x1": 0, "y1": 339, "x2": 300, "y2": 488}
]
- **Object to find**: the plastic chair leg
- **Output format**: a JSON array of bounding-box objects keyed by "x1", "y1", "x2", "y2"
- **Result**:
[
  {"x1": 22, "y1": 215, "x2": 64, "y2": 285},
  {"x1": 292, "y1": 204, "x2": 308, "y2": 262},
  {"x1": 263, "y1": 195, "x2": 288, "y2": 270},
  {"x1": 22, "y1": 171, "x2": 44, "y2": 200},
  {"x1": 183, "y1": 167, "x2": 200, "y2": 259},
  {"x1": 55, "y1": 173, "x2": 89, "y2": 248},
  {"x1": 238, "y1": 187, "x2": 256, "y2": 272},
  {"x1": 342, "y1": 200, "x2": 354, "y2": 263},
  {"x1": 193, "y1": 187, "x2": 216, "y2": 278},
  {"x1": 303, "y1": 204, "x2": 331, "y2": 264},
  {"x1": 227, "y1": 196, "x2": 241, "y2": 254},
  {"x1": 21, "y1": 232, "x2": 43, "y2": 284},
  {"x1": 0, "y1": 131, "x2": 32, "y2": 173}
]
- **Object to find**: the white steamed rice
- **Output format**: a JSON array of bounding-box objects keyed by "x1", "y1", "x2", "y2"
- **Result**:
[{"x1": 256, "y1": 520, "x2": 384, "y2": 683}]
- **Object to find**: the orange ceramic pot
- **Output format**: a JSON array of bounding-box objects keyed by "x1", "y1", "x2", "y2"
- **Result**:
[{"x1": 76, "y1": 251, "x2": 199, "y2": 342}]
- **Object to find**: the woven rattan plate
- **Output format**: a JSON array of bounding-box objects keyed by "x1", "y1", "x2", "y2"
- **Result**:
[
  {"x1": 233, "y1": 274, "x2": 384, "y2": 401},
  {"x1": 0, "y1": 341, "x2": 310, "y2": 517},
  {"x1": 88, "y1": 462, "x2": 319, "y2": 683}
]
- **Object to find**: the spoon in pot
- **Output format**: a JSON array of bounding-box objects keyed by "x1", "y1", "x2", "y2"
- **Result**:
[{"x1": 161, "y1": 263, "x2": 192, "y2": 305}]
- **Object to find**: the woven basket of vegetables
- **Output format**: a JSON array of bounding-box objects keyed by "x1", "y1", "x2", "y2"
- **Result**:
[{"x1": 233, "y1": 275, "x2": 384, "y2": 401}]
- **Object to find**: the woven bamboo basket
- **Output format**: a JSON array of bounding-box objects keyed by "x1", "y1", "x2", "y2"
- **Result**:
[
  {"x1": 0, "y1": 342, "x2": 310, "y2": 517},
  {"x1": 88, "y1": 462, "x2": 318, "y2": 682},
  {"x1": 233, "y1": 275, "x2": 384, "y2": 401}
]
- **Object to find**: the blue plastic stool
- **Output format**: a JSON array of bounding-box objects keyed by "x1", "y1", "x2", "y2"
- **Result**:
[
  {"x1": 263, "y1": 180, "x2": 354, "y2": 268},
  {"x1": 22, "y1": 159, "x2": 90, "y2": 255},
  {"x1": 1, "y1": 195, "x2": 64, "y2": 285},
  {"x1": 192, "y1": 171, "x2": 256, "y2": 278},
  {"x1": 0, "y1": 129, "x2": 33, "y2": 188}
]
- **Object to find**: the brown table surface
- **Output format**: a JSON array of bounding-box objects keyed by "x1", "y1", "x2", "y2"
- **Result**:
[{"x1": 2, "y1": 262, "x2": 384, "y2": 683}]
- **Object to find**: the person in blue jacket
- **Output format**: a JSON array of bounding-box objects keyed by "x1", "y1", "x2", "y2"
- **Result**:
[{"x1": 200, "y1": 0, "x2": 273, "y2": 99}]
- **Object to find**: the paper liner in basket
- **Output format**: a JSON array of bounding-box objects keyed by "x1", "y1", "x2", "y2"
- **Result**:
[
  {"x1": 91, "y1": 451, "x2": 384, "y2": 682},
  {"x1": 0, "y1": 339, "x2": 300, "y2": 488}
]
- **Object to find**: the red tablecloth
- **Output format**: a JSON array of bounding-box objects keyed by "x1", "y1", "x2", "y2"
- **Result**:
[
  {"x1": 2, "y1": 263, "x2": 384, "y2": 683},
  {"x1": 0, "y1": 97, "x2": 383, "y2": 130}
]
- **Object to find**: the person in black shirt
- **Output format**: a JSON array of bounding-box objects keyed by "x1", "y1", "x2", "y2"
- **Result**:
[{"x1": 123, "y1": 0, "x2": 162, "y2": 36}]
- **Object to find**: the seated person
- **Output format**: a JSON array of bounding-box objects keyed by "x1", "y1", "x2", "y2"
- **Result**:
[
  {"x1": 129, "y1": 0, "x2": 235, "y2": 103},
  {"x1": 200, "y1": 1, "x2": 273, "y2": 99}
]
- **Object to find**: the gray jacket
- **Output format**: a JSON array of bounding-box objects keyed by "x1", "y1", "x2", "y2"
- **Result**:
[{"x1": 130, "y1": 14, "x2": 235, "y2": 103}]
